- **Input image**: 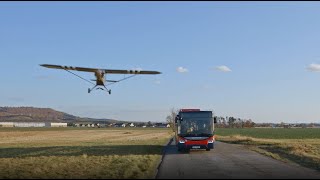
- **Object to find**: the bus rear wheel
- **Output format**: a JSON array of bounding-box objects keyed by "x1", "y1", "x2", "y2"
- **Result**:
[{"x1": 206, "y1": 148, "x2": 211, "y2": 151}]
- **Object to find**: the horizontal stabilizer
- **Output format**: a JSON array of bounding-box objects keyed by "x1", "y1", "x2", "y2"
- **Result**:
[{"x1": 91, "y1": 79, "x2": 118, "y2": 82}]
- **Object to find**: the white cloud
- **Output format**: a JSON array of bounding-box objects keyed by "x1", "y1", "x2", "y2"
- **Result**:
[
  {"x1": 154, "y1": 80, "x2": 161, "y2": 84},
  {"x1": 177, "y1": 67, "x2": 188, "y2": 73},
  {"x1": 215, "y1": 65, "x2": 232, "y2": 72},
  {"x1": 306, "y1": 63, "x2": 320, "y2": 72}
]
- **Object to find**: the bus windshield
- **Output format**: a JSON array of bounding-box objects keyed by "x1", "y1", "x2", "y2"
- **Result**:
[{"x1": 177, "y1": 111, "x2": 214, "y2": 137}]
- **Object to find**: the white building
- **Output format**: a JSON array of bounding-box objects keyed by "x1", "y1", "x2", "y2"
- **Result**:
[
  {"x1": 14, "y1": 122, "x2": 46, "y2": 127},
  {"x1": 0, "y1": 122, "x2": 14, "y2": 127},
  {"x1": 51, "y1": 123, "x2": 67, "y2": 127}
]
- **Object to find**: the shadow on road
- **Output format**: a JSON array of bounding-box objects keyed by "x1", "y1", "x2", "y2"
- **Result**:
[
  {"x1": 163, "y1": 143, "x2": 213, "y2": 155},
  {"x1": 0, "y1": 145, "x2": 164, "y2": 158}
]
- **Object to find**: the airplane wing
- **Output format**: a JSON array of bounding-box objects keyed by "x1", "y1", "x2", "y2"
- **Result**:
[
  {"x1": 40, "y1": 64, "x2": 161, "y2": 74},
  {"x1": 104, "y1": 69, "x2": 161, "y2": 74},
  {"x1": 40, "y1": 64, "x2": 98, "y2": 72}
]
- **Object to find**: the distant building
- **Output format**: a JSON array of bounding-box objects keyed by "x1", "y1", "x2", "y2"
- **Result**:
[
  {"x1": 0, "y1": 122, "x2": 52, "y2": 127},
  {"x1": 0, "y1": 122, "x2": 14, "y2": 127},
  {"x1": 114, "y1": 123, "x2": 126, "y2": 127},
  {"x1": 14, "y1": 122, "x2": 46, "y2": 127},
  {"x1": 283, "y1": 123, "x2": 291, "y2": 128},
  {"x1": 155, "y1": 123, "x2": 170, "y2": 128},
  {"x1": 51, "y1": 123, "x2": 67, "y2": 127}
]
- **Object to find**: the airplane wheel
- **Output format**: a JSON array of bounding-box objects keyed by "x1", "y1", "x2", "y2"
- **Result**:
[
  {"x1": 88, "y1": 88, "x2": 91, "y2": 93},
  {"x1": 108, "y1": 90, "x2": 111, "y2": 94}
]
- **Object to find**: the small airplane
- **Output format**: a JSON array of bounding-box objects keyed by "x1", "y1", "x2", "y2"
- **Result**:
[{"x1": 40, "y1": 64, "x2": 161, "y2": 94}]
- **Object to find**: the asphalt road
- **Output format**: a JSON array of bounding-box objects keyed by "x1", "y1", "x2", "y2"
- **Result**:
[{"x1": 156, "y1": 140, "x2": 320, "y2": 179}]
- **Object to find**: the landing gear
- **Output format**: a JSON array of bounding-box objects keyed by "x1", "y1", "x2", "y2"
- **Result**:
[
  {"x1": 206, "y1": 148, "x2": 211, "y2": 151},
  {"x1": 88, "y1": 85, "x2": 97, "y2": 93},
  {"x1": 88, "y1": 85, "x2": 111, "y2": 94}
]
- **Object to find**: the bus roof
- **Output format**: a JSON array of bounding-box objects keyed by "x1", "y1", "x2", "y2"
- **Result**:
[{"x1": 179, "y1": 109, "x2": 201, "y2": 112}]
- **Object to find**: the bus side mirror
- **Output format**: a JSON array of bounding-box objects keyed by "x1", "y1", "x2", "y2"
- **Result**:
[
  {"x1": 175, "y1": 116, "x2": 179, "y2": 123},
  {"x1": 214, "y1": 116, "x2": 217, "y2": 124},
  {"x1": 175, "y1": 115, "x2": 183, "y2": 123}
]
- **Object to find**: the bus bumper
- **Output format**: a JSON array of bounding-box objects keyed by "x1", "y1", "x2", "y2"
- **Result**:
[{"x1": 177, "y1": 142, "x2": 214, "y2": 150}]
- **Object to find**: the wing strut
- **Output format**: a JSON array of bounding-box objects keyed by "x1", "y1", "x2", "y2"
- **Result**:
[
  {"x1": 64, "y1": 69, "x2": 95, "y2": 85},
  {"x1": 106, "y1": 74, "x2": 137, "y2": 86},
  {"x1": 64, "y1": 69, "x2": 137, "y2": 87}
]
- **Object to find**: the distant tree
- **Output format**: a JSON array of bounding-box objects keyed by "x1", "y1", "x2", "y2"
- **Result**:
[
  {"x1": 244, "y1": 119, "x2": 254, "y2": 128},
  {"x1": 67, "y1": 123, "x2": 75, "y2": 127},
  {"x1": 147, "y1": 121, "x2": 152, "y2": 127},
  {"x1": 136, "y1": 122, "x2": 146, "y2": 127},
  {"x1": 228, "y1": 117, "x2": 236, "y2": 128},
  {"x1": 216, "y1": 117, "x2": 222, "y2": 128},
  {"x1": 216, "y1": 116, "x2": 227, "y2": 128},
  {"x1": 222, "y1": 117, "x2": 227, "y2": 128},
  {"x1": 166, "y1": 107, "x2": 177, "y2": 132}
]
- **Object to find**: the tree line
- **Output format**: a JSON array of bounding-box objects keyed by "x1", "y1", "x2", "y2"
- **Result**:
[{"x1": 214, "y1": 116, "x2": 255, "y2": 128}]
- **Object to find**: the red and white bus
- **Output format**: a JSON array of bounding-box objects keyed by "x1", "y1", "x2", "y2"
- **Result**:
[{"x1": 175, "y1": 109, "x2": 217, "y2": 152}]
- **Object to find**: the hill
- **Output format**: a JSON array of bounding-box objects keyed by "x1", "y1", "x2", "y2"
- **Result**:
[{"x1": 0, "y1": 106, "x2": 119, "y2": 123}]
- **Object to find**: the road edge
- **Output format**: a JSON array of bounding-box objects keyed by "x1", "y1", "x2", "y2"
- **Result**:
[{"x1": 153, "y1": 136, "x2": 174, "y2": 179}]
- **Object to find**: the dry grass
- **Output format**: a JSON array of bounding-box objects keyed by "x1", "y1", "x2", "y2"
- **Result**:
[
  {"x1": 217, "y1": 135, "x2": 320, "y2": 171},
  {"x1": 0, "y1": 128, "x2": 173, "y2": 179}
]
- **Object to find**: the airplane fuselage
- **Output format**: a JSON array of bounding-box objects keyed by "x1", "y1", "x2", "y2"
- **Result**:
[{"x1": 95, "y1": 70, "x2": 105, "y2": 86}]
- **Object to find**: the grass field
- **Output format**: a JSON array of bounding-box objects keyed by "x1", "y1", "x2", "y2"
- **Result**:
[
  {"x1": 215, "y1": 128, "x2": 320, "y2": 139},
  {"x1": 0, "y1": 127, "x2": 173, "y2": 179},
  {"x1": 215, "y1": 128, "x2": 320, "y2": 171}
]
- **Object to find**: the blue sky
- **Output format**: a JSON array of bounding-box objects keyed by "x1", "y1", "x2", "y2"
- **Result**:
[{"x1": 1, "y1": 2, "x2": 320, "y2": 123}]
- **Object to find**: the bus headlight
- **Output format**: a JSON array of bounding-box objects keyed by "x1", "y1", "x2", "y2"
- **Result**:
[{"x1": 208, "y1": 138, "x2": 215, "y2": 143}]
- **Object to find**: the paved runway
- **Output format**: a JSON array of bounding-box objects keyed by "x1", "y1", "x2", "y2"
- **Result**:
[{"x1": 156, "y1": 140, "x2": 320, "y2": 179}]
